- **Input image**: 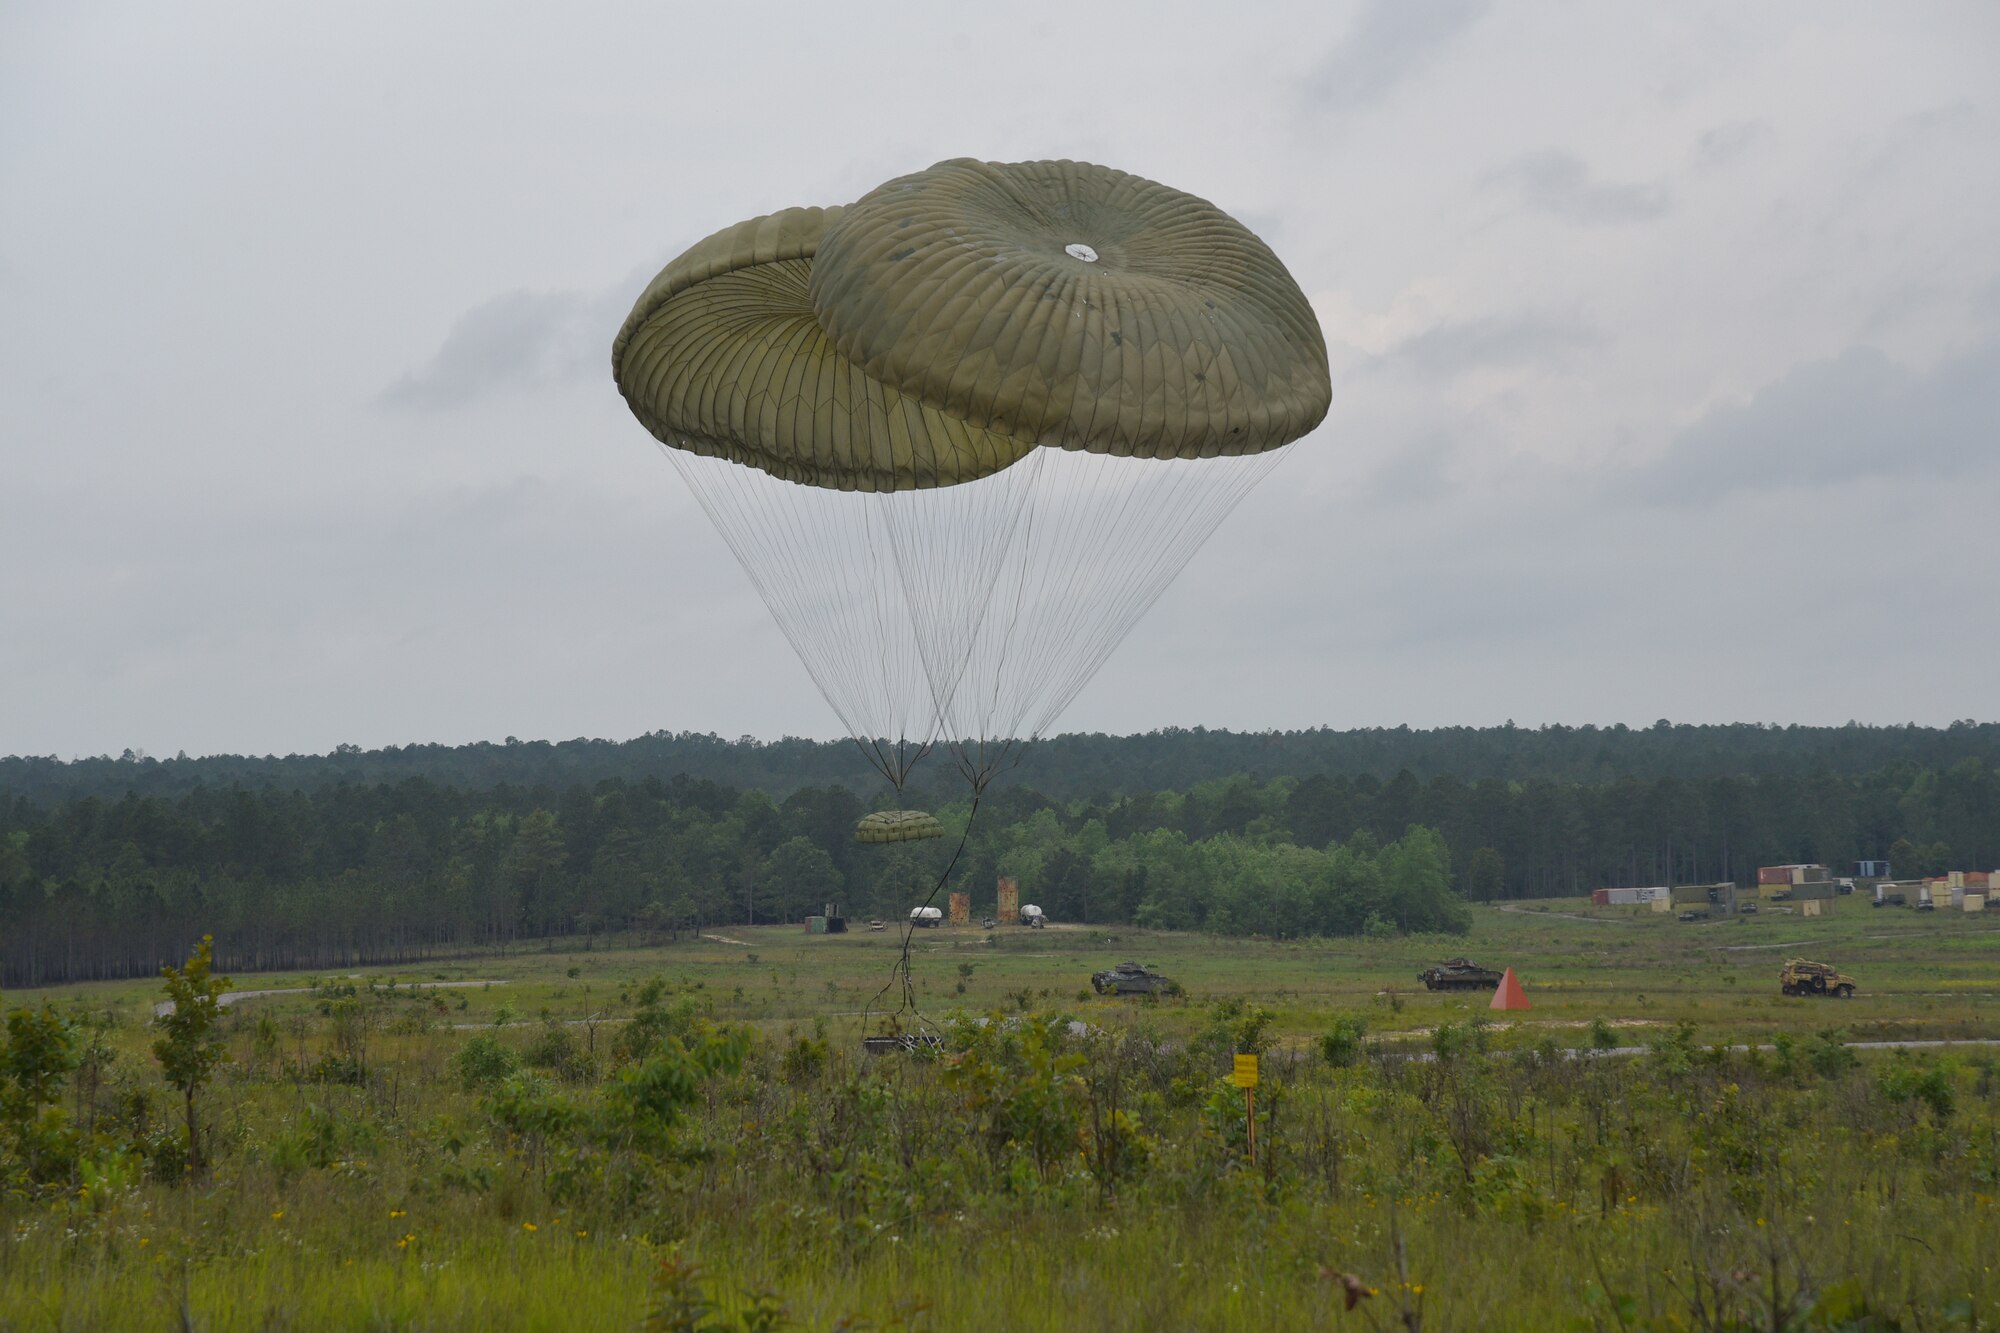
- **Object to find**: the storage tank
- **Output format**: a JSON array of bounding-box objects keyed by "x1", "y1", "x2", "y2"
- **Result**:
[{"x1": 908, "y1": 905, "x2": 944, "y2": 927}]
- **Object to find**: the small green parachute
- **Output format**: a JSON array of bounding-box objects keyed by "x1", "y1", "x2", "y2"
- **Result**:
[{"x1": 855, "y1": 810, "x2": 944, "y2": 844}]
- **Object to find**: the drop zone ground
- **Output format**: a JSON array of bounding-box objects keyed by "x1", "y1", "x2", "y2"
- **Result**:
[{"x1": 4, "y1": 896, "x2": 1996, "y2": 1330}]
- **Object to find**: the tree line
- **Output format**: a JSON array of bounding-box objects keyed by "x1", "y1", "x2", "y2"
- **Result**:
[
  {"x1": 6, "y1": 719, "x2": 2000, "y2": 806},
  {"x1": 3, "y1": 756, "x2": 1993, "y2": 988}
]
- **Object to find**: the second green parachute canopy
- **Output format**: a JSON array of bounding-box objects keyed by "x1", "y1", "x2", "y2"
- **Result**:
[{"x1": 612, "y1": 158, "x2": 1329, "y2": 793}]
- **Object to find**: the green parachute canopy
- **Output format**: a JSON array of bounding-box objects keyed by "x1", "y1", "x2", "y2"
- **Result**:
[
  {"x1": 810, "y1": 158, "x2": 1329, "y2": 460},
  {"x1": 612, "y1": 207, "x2": 1035, "y2": 492},
  {"x1": 611, "y1": 158, "x2": 1329, "y2": 793},
  {"x1": 854, "y1": 810, "x2": 945, "y2": 844}
]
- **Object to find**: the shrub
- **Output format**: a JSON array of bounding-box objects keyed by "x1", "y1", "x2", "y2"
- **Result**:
[
  {"x1": 1878, "y1": 1059, "x2": 1954, "y2": 1122},
  {"x1": 525, "y1": 1023, "x2": 595, "y2": 1084},
  {"x1": 452, "y1": 1034, "x2": 521, "y2": 1092},
  {"x1": 1319, "y1": 1015, "x2": 1368, "y2": 1067}
]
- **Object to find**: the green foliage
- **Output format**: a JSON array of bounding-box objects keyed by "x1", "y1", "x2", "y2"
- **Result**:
[
  {"x1": 0, "y1": 1001, "x2": 80, "y2": 1189},
  {"x1": 778, "y1": 1032, "x2": 829, "y2": 1085},
  {"x1": 12, "y1": 733, "x2": 1999, "y2": 986},
  {"x1": 944, "y1": 1017, "x2": 1088, "y2": 1185},
  {"x1": 151, "y1": 935, "x2": 230, "y2": 1175},
  {"x1": 614, "y1": 976, "x2": 705, "y2": 1065},
  {"x1": 1430, "y1": 1018, "x2": 1491, "y2": 1063},
  {"x1": 451, "y1": 1034, "x2": 522, "y2": 1091},
  {"x1": 1318, "y1": 1014, "x2": 1368, "y2": 1067},
  {"x1": 1807, "y1": 1028, "x2": 1860, "y2": 1078},
  {"x1": 523, "y1": 1022, "x2": 595, "y2": 1084},
  {"x1": 3, "y1": 943, "x2": 2000, "y2": 1329},
  {"x1": 1877, "y1": 1057, "x2": 1955, "y2": 1122},
  {"x1": 604, "y1": 1024, "x2": 750, "y2": 1152}
]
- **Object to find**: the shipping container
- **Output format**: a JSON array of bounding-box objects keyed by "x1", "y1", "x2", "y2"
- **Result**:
[{"x1": 1591, "y1": 889, "x2": 1611, "y2": 906}]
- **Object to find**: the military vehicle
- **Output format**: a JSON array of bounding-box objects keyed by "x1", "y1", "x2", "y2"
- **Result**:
[
  {"x1": 1779, "y1": 958, "x2": 1857, "y2": 998},
  {"x1": 1417, "y1": 958, "x2": 1504, "y2": 991},
  {"x1": 1090, "y1": 962, "x2": 1178, "y2": 996}
]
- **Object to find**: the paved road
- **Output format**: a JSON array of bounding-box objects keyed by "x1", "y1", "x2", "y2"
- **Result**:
[
  {"x1": 1378, "y1": 1036, "x2": 2000, "y2": 1062},
  {"x1": 154, "y1": 979, "x2": 502, "y2": 1017}
]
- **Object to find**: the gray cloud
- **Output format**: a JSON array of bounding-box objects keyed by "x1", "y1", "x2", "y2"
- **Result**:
[
  {"x1": 1362, "y1": 435, "x2": 1458, "y2": 505},
  {"x1": 7, "y1": 3, "x2": 1999, "y2": 754},
  {"x1": 1977, "y1": 274, "x2": 2000, "y2": 320},
  {"x1": 1492, "y1": 150, "x2": 1671, "y2": 225},
  {"x1": 1382, "y1": 313, "x2": 1601, "y2": 377},
  {"x1": 379, "y1": 277, "x2": 643, "y2": 412},
  {"x1": 1694, "y1": 119, "x2": 1767, "y2": 170},
  {"x1": 1622, "y1": 337, "x2": 2000, "y2": 504},
  {"x1": 1301, "y1": 0, "x2": 1488, "y2": 111}
]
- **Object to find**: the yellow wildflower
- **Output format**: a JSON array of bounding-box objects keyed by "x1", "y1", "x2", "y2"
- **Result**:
[
  {"x1": 522, "y1": 1222, "x2": 539, "y2": 1233},
  {"x1": 271, "y1": 1211, "x2": 284, "y2": 1221}
]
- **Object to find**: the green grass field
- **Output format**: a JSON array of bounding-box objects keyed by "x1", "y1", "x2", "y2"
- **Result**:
[
  {"x1": 34, "y1": 892, "x2": 1994, "y2": 1045},
  {"x1": 3, "y1": 895, "x2": 1996, "y2": 1330}
]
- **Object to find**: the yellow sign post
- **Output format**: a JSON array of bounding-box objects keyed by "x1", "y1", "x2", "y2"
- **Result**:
[{"x1": 1232, "y1": 1054, "x2": 1259, "y2": 1164}]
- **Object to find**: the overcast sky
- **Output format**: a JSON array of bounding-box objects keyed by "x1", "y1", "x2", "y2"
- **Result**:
[{"x1": 4, "y1": 2, "x2": 1996, "y2": 760}]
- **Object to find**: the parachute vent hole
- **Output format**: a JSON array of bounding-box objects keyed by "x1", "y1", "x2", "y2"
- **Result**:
[{"x1": 1064, "y1": 243, "x2": 1099, "y2": 263}]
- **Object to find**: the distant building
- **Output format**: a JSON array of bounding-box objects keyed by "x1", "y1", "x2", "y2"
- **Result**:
[{"x1": 1592, "y1": 886, "x2": 1670, "y2": 906}]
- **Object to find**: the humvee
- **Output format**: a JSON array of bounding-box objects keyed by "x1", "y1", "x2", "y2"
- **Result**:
[{"x1": 1779, "y1": 958, "x2": 1856, "y2": 998}]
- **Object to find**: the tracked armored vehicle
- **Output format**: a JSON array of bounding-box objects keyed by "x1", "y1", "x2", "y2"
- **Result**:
[
  {"x1": 1418, "y1": 958, "x2": 1504, "y2": 992},
  {"x1": 1090, "y1": 962, "x2": 1178, "y2": 996}
]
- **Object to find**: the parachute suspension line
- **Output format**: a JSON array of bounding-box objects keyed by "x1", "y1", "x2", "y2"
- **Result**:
[
  {"x1": 664, "y1": 445, "x2": 944, "y2": 791},
  {"x1": 879, "y1": 444, "x2": 1294, "y2": 790},
  {"x1": 862, "y1": 786, "x2": 985, "y2": 1029},
  {"x1": 876, "y1": 449, "x2": 1046, "y2": 792},
  {"x1": 1008, "y1": 446, "x2": 1290, "y2": 741}
]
